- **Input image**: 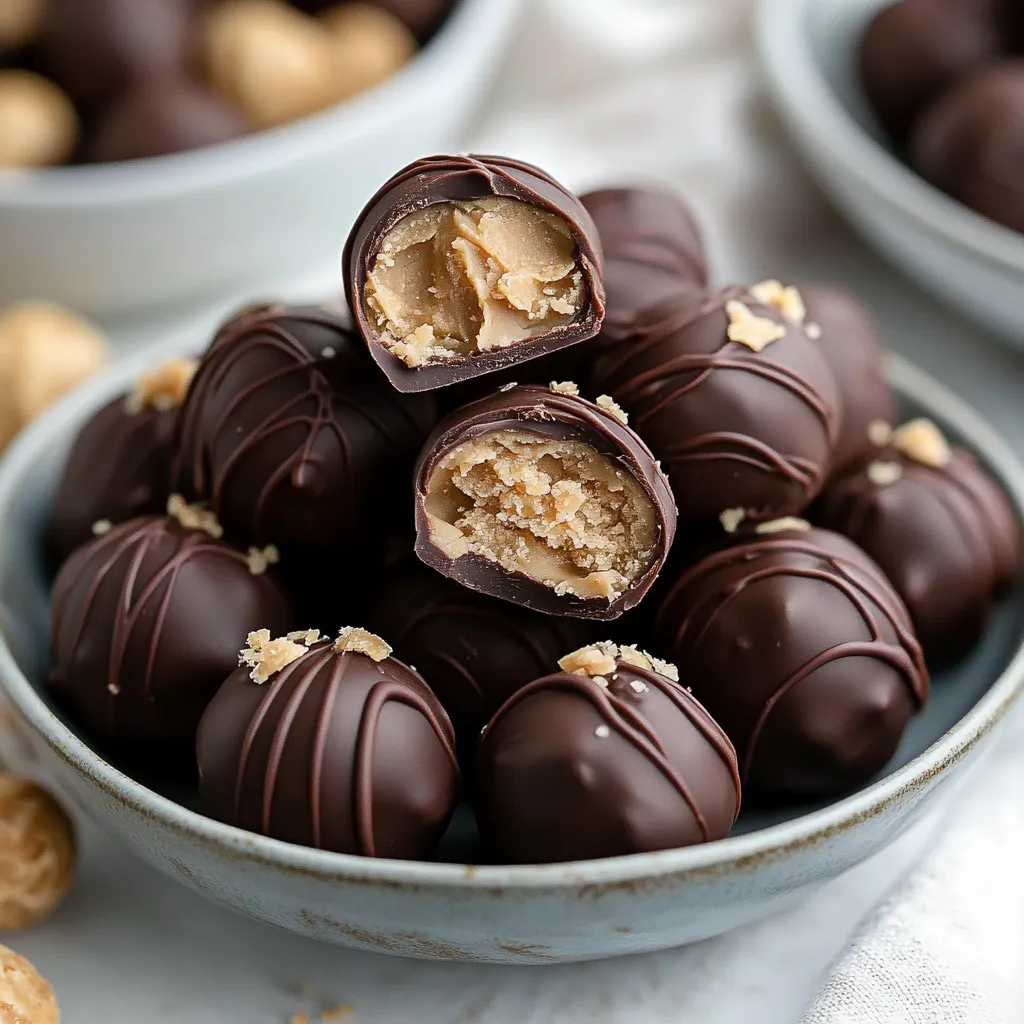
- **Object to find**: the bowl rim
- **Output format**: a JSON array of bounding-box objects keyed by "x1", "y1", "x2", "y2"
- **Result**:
[
  {"x1": 0, "y1": 0, "x2": 520, "y2": 208},
  {"x1": 1, "y1": 345, "x2": 1023, "y2": 891},
  {"x1": 756, "y1": 0, "x2": 1024, "y2": 277}
]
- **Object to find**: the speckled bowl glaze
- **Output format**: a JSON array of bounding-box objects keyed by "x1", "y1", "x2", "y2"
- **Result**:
[
  {"x1": 0, "y1": 344, "x2": 1022, "y2": 964},
  {"x1": 758, "y1": 0, "x2": 1024, "y2": 348}
]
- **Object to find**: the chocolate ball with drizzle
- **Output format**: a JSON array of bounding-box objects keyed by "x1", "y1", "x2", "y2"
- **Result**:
[
  {"x1": 475, "y1": 642, "x2": 741, "y2": 864},
  {"x1": 48, "y1": 502, "x2": 294, "y2": 771},
  {"x1": 656, "y1": 521, "x2": 929, "y2": 797},
  {"x1": 816, "y1": 419, "x2": 1021, "y2": 665},
  {"x1": 591, "y1": 281, "x2": 841, "y2": 527},
  {"x1": 49, "y1": 358, "x2": 196, "y2": 567},
  {"x1": 174, "y1": 303, "x2": 438, "y2": 561},
  {"x1": 197, "y1": 627, "x2": 460, "y2": 859}
]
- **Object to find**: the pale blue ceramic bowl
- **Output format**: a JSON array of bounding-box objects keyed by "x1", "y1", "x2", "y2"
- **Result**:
[{"x1": 0, "y1": 344, "x2": 1022, "y2": 963}]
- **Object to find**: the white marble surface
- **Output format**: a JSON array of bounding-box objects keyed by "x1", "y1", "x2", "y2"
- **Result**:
[{"x1": 9, "y1": 0, "x2": 1024, "y2": 1019}]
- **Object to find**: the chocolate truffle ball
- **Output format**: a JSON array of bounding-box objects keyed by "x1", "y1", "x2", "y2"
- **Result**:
[
  {"x1": 49, "y1": 358, "x2": 196, "y2": 566},
  {"x1": 910, "y1": 61, "x2": 1024, "y2": 233},
  {"x1": 800, "y1": 284, "x2": 895, "y2": 475},
  {"x1": 49, "y1": 511, "x2": 294, "y2": 769},
  {"x1": 657, "y1": 522, "x2": 929, "y2": 797},
  {"x1": 591, "y1": 282, "x2": 841, "y2": 527},
  {"x1": 343, "y1": 154, "x2": 606, "y2": 392},
  {"x1": 816, "y1": 419, "x2": 1021, "y2": 665},
  {"x1": 38, "y1": 0, "x2": 199, "y2": 115},
  {"x1": 367, "y1": 558, "x2": 600, "y2": 755},
  {"x1": 197, "y1": 627, "x2": 460, "y2": 858},
  {"x1": 582, "y1": 185, "x2": 708, "y2": 345},
  {"x1": 88, "y1": 80, "x2": 247, "y2": 163},
  {"x1": 413, "y1": 384, "x2": 677, "y2": 620},
  {"x1": 475, "y1": 643, "x2": 741, "y2": 864},
  {"x1": 174, "y1": 303, "x2": 437, "y2": 561},
  {"x1": 859, "y1": 0, "x2": 1004, "y2": 143}
]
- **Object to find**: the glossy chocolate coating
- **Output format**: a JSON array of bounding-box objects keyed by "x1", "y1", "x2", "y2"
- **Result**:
[
  {"x1": 910, "y1": 61, "x2": 1024, "y2": 233},
  {"x1": 581, "y1": 185, "x2": 708, "y2": 345},
  {"x1": 475, "y1": 661, "x2": 741, "y2": 863},
  {"x1": 342, "y1": 154, "x2": 606, "y2": 392},
  {"x1": 656, "y1": 527, "x2": 929, "y2": 797},
  {"x1": 197, "y1": 639, "x2": 460, "y2": 858},
  {"x1": 49, "y1": 516, "x2": 293, "y2": 769},
  {"x1": 88, "y1": 80, "x2": 247, "y2": 163},
  {"x1": 174, "y1": 303, "x2": 437, "y2": 561},
  {"x1": 591, "y1": 286, "x2": 841, "y2": 526},
  {"x1": 801, "y1": 284, "x2": 895, "y2": 475},
  {"x1": 413, "y1": 385, "x2": 677, "y2": 620},
  {"x1": 859, "y1": 0, "x2": 1004, "y2": 143},
  {"x1": 366, "y1": 558, "x2": 599, "y2": 755},
  {"x1": 38, "y1": 0, "x2": 198, "y2": 115},
  {"x1": 817, "y1": 447, "x2": 1020, "y2": 664}
]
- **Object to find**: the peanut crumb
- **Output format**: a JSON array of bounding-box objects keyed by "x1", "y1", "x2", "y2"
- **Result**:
[
  {"x1": 246, "y1": 544, "x2": 281, "y2": 576},
  {"x1": 239, "y1": 629, "x2": 309, "y2": 684},
  {"x1": 320, "y1": 1006, "x2": 355, "y2": 1022},
  {"x1": 755, "y1": 517, "x2": 811, "y2": 535},
  {"x1": 166, "y1": 494, "x2": 223, "y2": 539},
  {"x1": 559, "y1": 643, "x2": 618, "y2": 678},
  {"x1": 91, "y1": 519, "x2": 112, "y2": 536},
  {"x1": 892, "y1": 418, "x2": 951, "y2": 468},
  {"x1": 107, "y1": 683, "x2": 119, "y2": 695},
  {"x1": 287, "y1": 629, "x2": 321, "y2": 646},
  {"x1": 628, "y1": 679, "x2": 648, "y2": 694},
  {"x1": 867, "y1": 420, "x2": 893, "y2": 446},
  {"x1": 291, "y1": 1015, "x2": 309, "y2": 1024},
  {"x1": 595, "y1": 394, "x2": 628, "y2": 425},
  {"x1": 726, "y1": 299, "x2": 786, "y2": 352},
  {"x1": 499, "y1": 382, "x2": 519, "y2": 392},
  {"x1": 749, "y1": 279, "x2": 806, "y2": 324},
  {"x1": 805, "y1": 321, "x2": 822, "y2": 340},
  {"x1": 620, "y1": 644, "x2": 679, "y2": 682},
  {"x1": 321, "y1": 346, "x2": 336, "y2": 359},
  {"x1": 594, "y1": 725, "x2": 611, "y2": 738},
  {"x1": 123, "y1": 358, "x2": 197, "y2": 414},
  {"x1": 334, "y1": 627, "x2": 392, "y2": 661},
  {"x1": 867, "y1": 460, "x2": 903, "y2": 486},
  {"x1": 719, "y1": 507, "x2": 745, "y2": 533},
  {"x1": 550, "y1": 381, "x2": 579, "y2": 396}
]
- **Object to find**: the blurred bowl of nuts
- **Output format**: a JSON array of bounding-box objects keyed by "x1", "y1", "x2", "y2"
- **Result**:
[{"x1": 0, "y1": 0, "x2": 524, "y2": 318}]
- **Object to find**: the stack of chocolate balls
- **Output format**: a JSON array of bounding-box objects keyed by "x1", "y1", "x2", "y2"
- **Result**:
[
  {"x1": 0, "y1": 0, "x2": 451, "y2": 168},
  {"x1": 861, "y1": 0, "x2": 1024, "y2": 233},
  {"x1": 47, "y1": 153, "x2": 1020, "y2": 865}
]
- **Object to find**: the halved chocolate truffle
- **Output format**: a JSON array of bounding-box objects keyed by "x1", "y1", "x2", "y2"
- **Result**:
[
  {"x1": 413, "y1": 384, "x2": 676, "y2": 619},
  {"x1": 656, "y1": 522, "x2": 929, "y2": 797},
  {"x1": 816, "y1": 419, "x2": 1021, "y2": 664},
  {"x1": 174, "y1": 303, "x2": 437, "y2": 560},
  {"x1": 49, "y1": 504, "x2": 293, "y2": 770},
  {"x1": 197, "y1": 627, "x2": 460, "y2": 859},
  {"x1": 475, "y1": 643, "x2": 740, "y2": 863},
  {"x1": 343, "y1": 155, "x2": 606, "y2": 392},
  {"x1": 49, "y1": 357, "x2": 196, "y2": 567},
  {"x1": 591, "y1": 282, "x2": 841, "y2": 527}
]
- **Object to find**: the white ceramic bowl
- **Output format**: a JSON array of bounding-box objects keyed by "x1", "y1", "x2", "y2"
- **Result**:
[
  {"x1": 0, "y1": 0, "x2": 521, "y2": 320},
  {"x1": 757, "y1": 0, "x2": 1024, "y2": 347},
  {"x1": 0, "y1": 342, "x2": 1022, "y2": 963}
]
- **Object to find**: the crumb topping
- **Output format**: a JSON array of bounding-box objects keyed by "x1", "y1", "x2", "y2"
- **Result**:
[
  {"x1": 867, "y1": 460, "x2": 903, "y2": 486},
  {"x1": 287, "y1": 629, "x2": 322, "y2": 645},
  {"x1": 594, "y1": 724, "x2": 611, "y2": 738},
  {"x1": 166, "y1": 494, "x2": 223, "y2": 539},
  {"x1": 334, "y1": 627, "x2": 392, "y2": 661},
  {"x1": 755, "y1": 516, "x2": 811, "y2": 535},
  {"x1": 549, "y1": 381, "x2": 579, "y2": 396},
  {"x1": 124, "y1": 358, "x2": 197, "y2": 415},
  {"x1": 246, "y1": 544, "x2": 281, "y2": 576},
  {"x1": 239, "y1": 628, "x2": 319, "y2": 684},
  {"x1": 805, "y1": 321, "x2": 822, "y2": 340},
  {"x1": 107, "y1": 683, "x2": 120, "y2": 695},
  {"x1": 725, "y1": 299, "x2": 786, "y2": 352},
  {"x1": 867, "y1": 420, "x2": 893, "y2": 446},
  {"x1": 320, "y1": 1006, "x2": 356, "y2": 1022},
  {"x1": 595, "y1": 394, "x2": 628, "y2": 425},
  {"x1": 558, "y1": 641, "x2": 679, "y2": 683},
  {"x1": 892, "y1": 418, "x2": 951, "y2": 468},
  {"x1": 749, "y1": 279, "x2": 806, "y2": 324},
  {"x1": 719, "y1": 507, "x2": 746, "y2": 533},
  {"x1": 91, "y1": 519, "x2": 112, "y2": 536}
]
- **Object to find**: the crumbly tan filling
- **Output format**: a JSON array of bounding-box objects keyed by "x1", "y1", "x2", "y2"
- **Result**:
[
  {"x1": 334, "y1": 627, "x2": 392, "y2": 661},
  {"x1": 424, "y1": 431, "x2": 658, "y2": 603},
  {"x1": 365, "y1": 197, "x2": 584, "y2": 368}
]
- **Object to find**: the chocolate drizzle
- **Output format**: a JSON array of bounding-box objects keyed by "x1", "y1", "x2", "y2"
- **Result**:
[
  {"x1": 591, "y1": 287, "x2": 840, "y2": 525},
  {"x1": 657, "y1": 527, "x2": 928, "y2": 796},
  {"x1": 198, "y1": 640, "x2": 460, "y2": 859},
  {"x1": 174, "y1": 303, "x2": 437, "y2": 559}
]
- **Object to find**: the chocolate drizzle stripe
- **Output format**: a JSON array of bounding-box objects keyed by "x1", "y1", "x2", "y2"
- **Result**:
[
  {"x1": 309, "y1": 653, "x2": 347, "y2": 850},
  {"x1": 660, "y1": 433, "x2": 820, "y2": 490}
]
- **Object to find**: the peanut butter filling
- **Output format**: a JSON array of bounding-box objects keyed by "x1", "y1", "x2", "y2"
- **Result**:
[
  {"x1": 424, "y1": 430, "x2": 658, "y2": 602},
  {"x1": 365, "y1": 197, "x2": 584, "y2": 368}
]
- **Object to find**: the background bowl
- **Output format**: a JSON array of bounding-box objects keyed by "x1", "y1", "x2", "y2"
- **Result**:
[
  {"x1": 0, "y1": 0, "x2": 522, "y2": 321},
  {"x1": 757, "y1": 0, "x2": 1024, "y2": 348},
  {"x1": 0, "y1": 344, "x2": 1022, "y2": 964}
]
